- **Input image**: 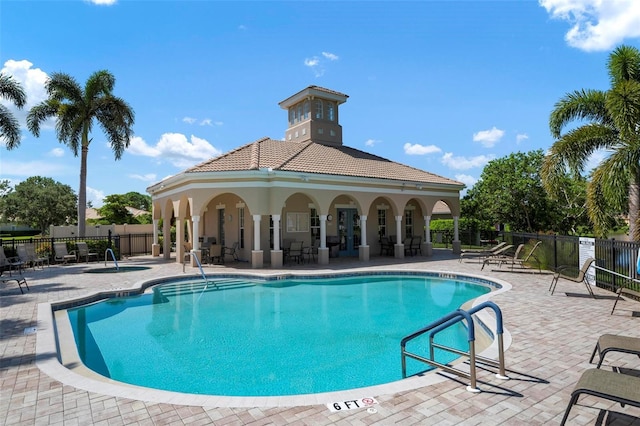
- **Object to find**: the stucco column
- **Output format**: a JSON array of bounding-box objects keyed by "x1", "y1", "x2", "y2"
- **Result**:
[
  {"x1": 395, "y1": 215, "x2": 403, "y2": 258},
  {"x1": 176, "y1": 218, "x2": 184, "y2": 263},
  {"x1": 252, "y1": 214, "x2": 263, "y2": 268},
  {"x1": 191, "y1": 215, "x2": 201, "y2": 266},
  {"x1": 359, "y1": 214, "x2": 369, "y2": 261},
  {"x1": 452, "y1": 215, "x2": 461, "y2": 254},
  {"x1": 152, "y1": 219, "x2": 160, "y2": 257},
  {"x1": 424, "y1": 215, "x2": 433, "y2": 256},
  {"x1": 163, "y1": 216, "x2": 171, "y2": 260},
  {"x1": 271, "y1": 214, "x2": 283, "y2": 268},
  {"x1": 318, "y1": 214, "x2": 329, "y2": 265}
]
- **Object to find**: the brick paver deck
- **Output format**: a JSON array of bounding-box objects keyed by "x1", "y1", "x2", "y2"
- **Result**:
[{"x1": 2, "y1": 250, "x2": 639, "y2": 425}]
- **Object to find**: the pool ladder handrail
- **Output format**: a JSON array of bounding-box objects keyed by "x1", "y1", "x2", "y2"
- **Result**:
[
  {"x1": 400, "y1": 301, "x2": 508, "y2": 392},
  {"x1": 104, "y1": 248, "x2": 119, "y2": 271},
  {"x1": 183, "y1": 251, "x2": 208, "y2": 285}
]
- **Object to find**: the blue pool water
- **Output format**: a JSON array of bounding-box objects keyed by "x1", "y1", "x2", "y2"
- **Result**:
[{"x1": 67, "y1": 273, "x2": 492, "y2": 396}]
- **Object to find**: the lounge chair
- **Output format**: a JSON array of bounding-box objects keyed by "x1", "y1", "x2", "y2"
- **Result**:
[
  {"x1": 499, "y1": 241, "x2": 542, "y2": 271},
  {"x1": 480, "y1": 244, "x2": 519, "y2": 270},
  {"x1": 549, "y1": 257, "x2": 596, "y2": 297},
  {"x1": 23, "y1": 243, "x2": 49, "y2": 269},
  {"x1": 0, "y1": 246, "x2": 25, "y2": 276},
  {"x1": 53, "y1": 242, "x2": 76, "y2": 264},
  {"x1": 76, "y1": 242, "x2": 99, "y2": 263},
  {"x1": 459, "y1": 242, "x2": 508, "y2": 263},
  {"x1": 611, "y1": 286, "x2": 640, "y2": 315},
  {"x1": 559, "y1": 368, "x2": 640, "y2": 425},
  {"x1": 0, "y1": 275, "x2": 29, "y2": 294},
  {"x1": 589, "y1": 334, "x2": 640, "y2": 369}
]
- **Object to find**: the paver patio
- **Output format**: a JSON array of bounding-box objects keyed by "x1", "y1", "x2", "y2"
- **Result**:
[{"x1": 1, "y1": 250, "x2": 639, "y2": 425}]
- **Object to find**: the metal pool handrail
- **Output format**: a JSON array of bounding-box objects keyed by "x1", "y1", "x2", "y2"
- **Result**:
[
  {"x1": 400, "y1": 301, "x2": 508, "y2": 392},
  {"x1": 104, "y1": 248, "x2": 119, "y2": 271}
]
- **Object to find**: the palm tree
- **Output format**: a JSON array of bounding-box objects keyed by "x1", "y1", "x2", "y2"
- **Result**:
[
  {"x1": 25, "y1": 70, "x2": 135, "y2": 237},
  {"x1": 542, "y1": 45, "x2": 640, "y2": 241},
  {"x1": 0, "y1": 73, "x2": 27, "y2": 148}
]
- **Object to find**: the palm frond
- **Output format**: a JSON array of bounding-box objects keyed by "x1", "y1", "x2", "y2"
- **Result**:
[
  {"x1": 606, "y1": 80, "x2": 640, "y2": 141},
  {"x1": 26, "y1": 101, "x2": 59, "y2": 137},
  {"x1": 607, "y1": 45, "x2": 640, "y2": 85},
  {"x1": 47, "y1": 72, "x2": 83, "y2": 103},
  {"x1": 0, "y1": 74, "x2": 26, "y2": 108},
  {"x1": 0, "y1": 105, "x2": 22, "y2": 148},
  {"x1": 549, "y1": 89, "x2": 610, "y2": 138}
]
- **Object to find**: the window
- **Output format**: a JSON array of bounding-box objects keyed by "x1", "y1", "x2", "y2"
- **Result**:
[
  {"x1": 330, "y1": 130, "x2": 336, "y2": 136},
  {"x1": 286, "y1": 212, "x2": 309, "y2": 233},
  {"x1": 238, "y1": 207, "x2": 245, "y2": 249},
  {"x1": 310, "y1": 208, "x2": 320, "y2": 240},
  {"x1": 218, "y1": 208, "x2": 225, "y2": 246},
  {"x1": 315, "y1": 100, "x2": 323, "y2": 119},
  {"x1": 378, "y1": 209, "x2": 386, "y2": 241},
  {"x1": 297, "y1": 105, "x2": 302, "y2": 123},
  {"x1": 303, "y1": 101, "x2": 310, "y2": 119},
  {"x1": 289, "y1": 109, "x2": 294, "y2": 125},
  {"x1": 318, "y1": 128, "x2": 323, "y2": 134},
  {"x1": 327, "y1": 102, "x2": 335, "y2": 121},
  {"x1": 404, "y1": 210, "x2": 413, "y2": 238}
]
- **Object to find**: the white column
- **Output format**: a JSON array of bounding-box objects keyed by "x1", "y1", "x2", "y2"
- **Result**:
[
  {"x1": 395, "y1": 215, "x2": 402, "y2": 241},
  {"x1": 320, "y1": 215, "x2": 327, "y2": 249},
  {"x1": 272, "y1": 214, "x2": 281, "y2": 251},
  {"x1": 191, "y1": 215, "x2": 200, "y2": 251},
  {"x1": 425, "y1": 215, "x2": 431, "y2": 243},
  {"x1": 253, "y1": 215, "x2": 261, "y2": 250},
  {"x1": 453, "y1": 216, "x2": 459, "y2": 242},
  {"x1": 360, "y1": 215, "x2": 367, "y2": 246},
  {"x1": 153, "y1": 219, "x2": 159, "y2": 244}
]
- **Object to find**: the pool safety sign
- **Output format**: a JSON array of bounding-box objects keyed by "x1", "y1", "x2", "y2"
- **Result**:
[{"x1": 327, "y1": 397, "x2": 378, "y2": 412}]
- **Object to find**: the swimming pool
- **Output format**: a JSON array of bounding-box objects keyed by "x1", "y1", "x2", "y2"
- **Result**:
[{"x1": 64, "y1": 272, "x2": 497, "y2": 397}]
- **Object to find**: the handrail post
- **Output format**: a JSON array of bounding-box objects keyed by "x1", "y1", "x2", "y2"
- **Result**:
[{"x1": 467, "y1": 342, "x2": 479, "y2": 393}]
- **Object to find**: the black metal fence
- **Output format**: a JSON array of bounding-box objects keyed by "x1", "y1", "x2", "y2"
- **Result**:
[{"x1": 1, "y1": 232, "x2": 155, "y2": 262}]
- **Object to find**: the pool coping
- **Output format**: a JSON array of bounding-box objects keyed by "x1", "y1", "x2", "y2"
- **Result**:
[{"x1": 36, "y1": 268, "x2": 512, "y2": 408}]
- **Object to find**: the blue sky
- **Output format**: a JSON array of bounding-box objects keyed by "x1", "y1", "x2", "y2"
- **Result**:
[{"x1": 2, "y1": 0, "x2": 640, "y2": 207}]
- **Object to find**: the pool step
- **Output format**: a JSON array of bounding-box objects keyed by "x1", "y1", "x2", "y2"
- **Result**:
[{"x1": 155, "y1": 279, "x2": 258, "y2": 297}]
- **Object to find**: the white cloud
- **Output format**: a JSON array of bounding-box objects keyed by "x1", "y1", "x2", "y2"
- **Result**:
[
  {"x1": 238, "y1": 25, "x2": 247, "y2": 30},
  {"x1": 87, "y1": 0, "x2": 117, "y2": 5},
  {"x1": 441, "y1": 152, "x2": 495, "y2": 170},
  {"x1": 1, "y1": 59, "x2": 50, "y2": 129},
  {"x1": 540, "y1": 0, "x2": 640, "y2": 51},
  {"x1": 455, "y1": 174, "x2": 478, "y2": 188},
  {"x1": 49, "y1": 148, "x2": 65, "y2": 157},
  {"x1": 516, "y1": 133, "x2": 529, "y2": 144},
  {"x1": 182, "y1": 117, "x2": 197, "y2": 124},
  {"x1": 86, "y1": 186, "x2": 106, "y2": 207},
  {"x1": 128, "y1": 173, "x2": 157, "y2": 182},
  {"x1": 403, "y1": 142, "x2": 442, "y2": 155},
  {"x1": 472, "y1": 126, "x2": 505, "y2": 148},
  {"x1": 365, "y1": 139, "x2": 381, "y2": 147},
  {"x1": 322, "y1": 52, "x2": 339, "y2": 61},
  {"x1": 0, "y1": 159, "x2": 69, "y2": 177},
  {"x1": 126, "y1": 133, "x2": 223, "y2": 168},
  {"x1": 304, "y1": 57, "x2": 320, "y2": 67},
  {"x1": 200, "y1": 119, "x2": 212, "y2": 126}
]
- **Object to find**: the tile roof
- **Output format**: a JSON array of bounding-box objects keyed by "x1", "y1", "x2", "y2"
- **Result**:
[{"x1": 185, "y1": 138, "x2": 463, "y2": 186}]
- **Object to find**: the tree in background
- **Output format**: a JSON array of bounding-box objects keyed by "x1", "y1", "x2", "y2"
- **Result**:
[
  {"x1": 1, "y1": 176, "x2": 77, "y2": 234},
  {"x1": 0, "y1": 73, "x2": 26, "y2": 147},
  {"x1": 24, "y1": 70, "x2": 135, "y2": 237},
  {"x1": 97, "y1": 194, "x2": 136, "y2": 225},
  {"x1": 543, "y1": 45, "x2": 640, "y2": 240},
  {"x1": 463, "y1": 150, "x2": 561, "y2": 233},
  {"x1": 121, "y1": 191, "x2": 151, "y2": 211}
]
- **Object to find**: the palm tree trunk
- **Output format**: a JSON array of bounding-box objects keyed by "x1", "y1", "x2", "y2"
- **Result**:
[{"x1": 78, "y1": 138, "x2": 89, "y2": 238}]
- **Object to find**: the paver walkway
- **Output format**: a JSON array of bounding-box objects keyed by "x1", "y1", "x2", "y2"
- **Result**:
[{"x1": 1, "y1": 250, "x2": 639, "y2": 425}]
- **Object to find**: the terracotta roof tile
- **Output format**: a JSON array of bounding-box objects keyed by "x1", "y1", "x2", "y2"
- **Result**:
[{"x1": 185, "y1": 138, "x2": 463, "y2": 186}]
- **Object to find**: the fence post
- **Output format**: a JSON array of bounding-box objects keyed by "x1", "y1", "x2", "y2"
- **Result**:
[
  {"x1": 108, "y1": 230, "x2": 112, "y2": 249},
  {"x1": 553, "y1": 234, "x2": 558, "y2": 270}
]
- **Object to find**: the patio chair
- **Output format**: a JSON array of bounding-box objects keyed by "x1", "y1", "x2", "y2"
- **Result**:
[
  {"x1": 76, "y1": 242, "x2": 99, "y2": 263},
  {"x1": 549, "y1": 257, "x2": 596, "y2": 297},
  {"x1": 410, "y1": 235, "x2": 422, "y2": 256},
  {"x1": 403, "y1": 237, "x2": 413, "y2": 256},
  {"x1": 303, "y1": 239, "x2": 319, "y2": 263},
  {"x1": 559, "y1": 368, "x2": 640, "y2": 425},
  {"x1": 0, "y1": 246, "x2": 26, "y2": 276},
  {"x1": 0, "y1": 275, "x2": 29, "y2": 294},
  {"x1": 611, "y1": 286, "x2": 640, "y2": 315},
  {"x1": 223, "y1": 242, "x2": 240, "y2": 262},
  {"x1": 459, "y1": 242, "x2": 508, "y2": 263},
  {"x1": 499, "y1": 241, "x2": 542, "y2": 271},
  {"x1": 480, "y1": 244, "x2": 519, "y2": 270},
  {"x1": 286, "y1": 241, "x2": 303, "y2": 264},
  {"x1": 589, "y1": 334, "x2": 640, "y2": 369},
  {"x1": 25, "y1": 243, "x2": 49, "y2": 268},
  {"x1": 16, "y1": 244, "x2": 48, "y2": 270},
  {"x1": 209, "y1": 244, "x2": 224, "y2": 264},
  {"x1": 53, "y1": 242, "x2": 76, "y2": 264}
]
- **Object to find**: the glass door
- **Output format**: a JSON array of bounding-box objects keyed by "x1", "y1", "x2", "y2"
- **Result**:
[{"x1": 338, "y1": 208, "x2": 360, "y2": 257}]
